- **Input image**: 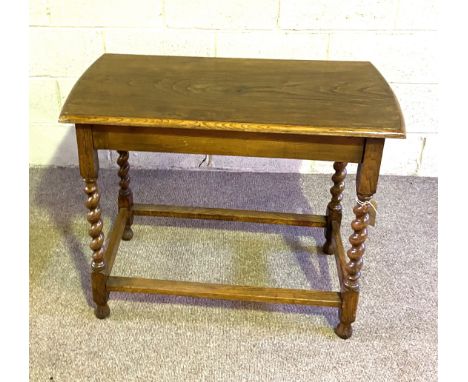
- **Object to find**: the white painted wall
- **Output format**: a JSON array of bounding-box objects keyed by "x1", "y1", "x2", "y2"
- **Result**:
[{"x1": 29, "y1": 0, "x2": 438, "y2": 176}]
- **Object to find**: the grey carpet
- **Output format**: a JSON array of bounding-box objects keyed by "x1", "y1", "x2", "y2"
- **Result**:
[{"x1": 29, "y1": 167, "x2": 437, "y2": 381}]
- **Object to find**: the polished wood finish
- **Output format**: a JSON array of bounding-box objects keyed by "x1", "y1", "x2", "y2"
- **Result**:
[
  {"x1": 323, "y1": 162, "x2": 348, "y2": 254},
  {"x1": 107, "y1": 276, "x2": 342, "y2": 307},
  {"x1": 117, "y1": 151, "x2": 134, "y2": 240},
  {"x1": 133, "y1": 203, "x2": 327, "y2": 227},
  {"x1": 59, "y1": 54, "x2": 405, "y2": 139},
  {"x1": 63, "y1": 55, "x2": 403, "y2": 338},
  {"x1": 93, "y1": 125, "x2": 365, "y2": 163},
  {"x1": 75, "y1": 124, "x2": 98, "y2": 178},
  {"x1": 356, "y1": 138, "x2": 385, "y2": 196}
]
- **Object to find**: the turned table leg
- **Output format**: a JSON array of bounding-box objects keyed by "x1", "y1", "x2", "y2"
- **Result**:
[
  {"x1": 334, "y1": 194, "x2": 370, "y2": 338},
  {"x1": 323, "y1": 162, "x2": 347, "y2": 254},
  {"x1": 84, "y1": 179, "x2": 110, "y2": 318},
  {"x1": 76, "y1": 125, "x2": 110, "y2": 319},
  {"x1": 335, "y1": 138, "x2": 384, "y2": 339},
  {"x1": 117, "y1": 151, "x2": 134, "y2": 241}
]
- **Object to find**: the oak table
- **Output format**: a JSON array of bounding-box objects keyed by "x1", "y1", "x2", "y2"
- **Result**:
[{"x1": 59, "y1": 53, "x2": 405, "y2": 339}]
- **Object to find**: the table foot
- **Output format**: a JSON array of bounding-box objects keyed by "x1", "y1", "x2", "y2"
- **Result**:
[
  {"x1": 334, "y1": 323, "x2": 352, "y2": 339},
  {"x1": 94, "y1": 303, "x2": 110, "y2": 319},
  {"x1": 122, "y1": 227, "x2": 134, "y2": 241},
  {"x1": 322, "y1": 242, "x2": 333, "y2": 255}
]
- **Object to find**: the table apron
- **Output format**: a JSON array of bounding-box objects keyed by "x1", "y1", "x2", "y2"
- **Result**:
[{"x1": 91, "y1": 125, "x2": 365, "y2": 163}]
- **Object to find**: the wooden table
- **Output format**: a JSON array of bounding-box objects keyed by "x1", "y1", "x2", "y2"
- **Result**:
[{"x1": 59, "y1": 54, "x2": 405, "y2": 339}]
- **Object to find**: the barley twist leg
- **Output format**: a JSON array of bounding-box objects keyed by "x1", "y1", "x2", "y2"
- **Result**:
[
  {"x1": 334, "y1": 194, "x2": 370, "y2": 339},
  {"x1": 84, "y1": 179, "x2": 110, "y2": 319},
  {"x1": 117, "y1": 151, "x2": 134, "y2": 240},
  {"x1": 323, "y1": 162, "x2": 347, "y2": 254}
]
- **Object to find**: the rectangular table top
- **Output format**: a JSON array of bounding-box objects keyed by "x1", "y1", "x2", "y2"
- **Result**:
[{"x1": 59, "y1": 54, "x2": 405, "y2": 139}]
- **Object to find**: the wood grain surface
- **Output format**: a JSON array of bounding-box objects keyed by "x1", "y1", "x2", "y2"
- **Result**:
[
  {"x1": 92, "y1": 125, "x2": 365, "y2": 162},
  {"x1": 60, "y1": 54, "x2": 405, "y2": 139}
]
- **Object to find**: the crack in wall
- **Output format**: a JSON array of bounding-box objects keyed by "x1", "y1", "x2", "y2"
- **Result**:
[
  {"x1": 54, "y1": 79, "x2": 62, "y2": 110},
  {"x1": 416, "y1": 137, "x2": 427, "y2": 174},
  {"x1": 276, "y1": 0, "x2": 281, "y2": 29}
]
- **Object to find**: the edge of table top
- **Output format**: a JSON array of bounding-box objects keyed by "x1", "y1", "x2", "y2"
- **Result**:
[
  {"x1": 59, "y1": 54, "x2": 406, "y2": 139},
  {"x1": 59, "y1": 114, "x2": 405, "y2": 138}
]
